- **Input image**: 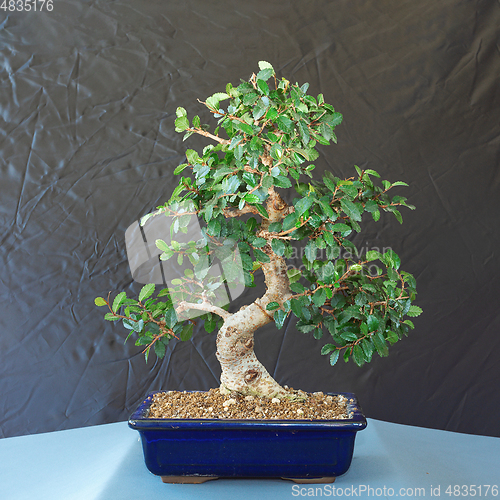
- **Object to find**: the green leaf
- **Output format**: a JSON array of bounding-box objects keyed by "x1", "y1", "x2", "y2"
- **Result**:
[
  {"x1": 180, "y1": 323, "x2": 194, "y2": 341},
  {"x1": 330, "y1": 112, "x2": 343, "y2": 126},
  {"x1": 304, "y1": 240, "x2": 317, "y2": 262},
  {"x1": 252, "y1": 237, "x2": 267, "y2": 248},
  {"x1": 290, "y1": 282, "x2": 305, "y2": 294},
  {"x1": 341, "y1": 198, "x2": 363, "y2": 222},
  {"x1": 255, "y1": 204, "x2": 269, "y2": 219},
  {"x1": 365, "y1": 250, "x2": 381, "y2": 261},
  {"x1": 139, "y1": 284, "x2": 155, "y2": 302},
  {"x1": 323, "y1": 231, "x2": 334, "y2": 247},
  {"x1": 154, "y1": 341, "x2": 166, "y2": 358},
  {"x1": 287, "y1": 268, "x2": 302, "y2": 283},
  {"x1": 330, "y1": 223, "x2": 351, "y2": 234},
  {"x1": 160, "y1": 248, "x2": 174, "y2": 261},
  {"x1": 392, "y1": 209, "x2": 403, "y2": 224},
  {"x1": 256, "y1": 68, "x2": 274, "y2": 82},
  {"x1": 318, "y1": 199, "x2": 334, "y2": 218},
  {"x1": 206, "y1": 92, "x2": 230, "y2": 110},
  {"x1": 94, "y1": 297, "x2": 107, "y2": 307},
  {"x1": 242, "y1": 171, "x2": 258, "y2": 187},
  {"x1": 174, "y1": 163, "x2": 189, "y2": 175},
  {"x1": 254, "y1": 248, "x2": 270, "y2": 263},
  {"x1": 364, "y1": 200, "x2": 378, "y2": 214},
  {"x1": 112, "y1": 292, "x2": 126, "y2": 313},
  {"x1": 155, "y1": 239, "x2": 170, "y2": 253},
  {"x1": 323, "y1": 176, "x2": 337, "y2": 193},
  {"x1": 382, "y1": 249, "x2": 401, "y2": 270},
  {"x1": 312, "y1": 288, "x2": 327, "y2": 307},
  {"x1": 104, "y1": 312, "x2": 118, "y2": 321},
  {"x1": 266, "y1": 107, "x2": 278, "y2": 121},
  {"x1": 175, "y1": 116, "x2": 189, "y2": 132},
  {"x1": 186, "y1": 149, "x2": 199, "y2": 165},
  {"x1": 258, "y1": 61, "x2": 275, "y2": 72},
  {"x1": 133, "y1": 318, "x2": 144, "y2": 333},
  {"x1": 235, "y1": 121, "x2": 255, "y2": 135},
  {"x1": 266, "y1": 302, "x2": 280, "y2": 311},
  {"x1": 164, "y1": 308, "x2": 178, "y2": 329},
  {"x1": 294, "y1": 195, "x2": 314, "y2": 217},
  {"x1": 407, "y1": 305, "x2": 423, "y2": 317},
  {"x1": 340, "y1": 331, "x2": 358, "y2": 342},
  {"x1": 364, "y1": 169, "x2": 381, "y2": 178},
  {"x1": 276, "y1": 115, "x2": 294, "y2": 133},
  {"x1": 271, "y1": 238, "x2": 285, "y2": 256},
  {"x1": 273, "y1": 175, "x2": 292, "y2": 189},
  {"x1": 321, "y1": 343, "x2": 336, "y2": 355},
  {"x1": 244, "y1": 193, "x2": 261, "y2": 204},
  {"x1": 204, "y1": 314, "x2": 216, "y2": 333},
  {"x1": 298, "y1": 121, "x2": 310, "y2": 146},
  {"x1": 329, "y1": 350, "x2": 340, "y2": 366},
  {"x1": 176, "y1": 107, "x2": 187, "y2": 118},
  {"x1": 282, "y1": 212, "x2": 298, "y2": 231},
  {"x1": 243, "y1": 92, "x2": 259, "y2": 106},
  {"x1": 352, "y1": 344, "x2": 365, "y2": 366},
  {"x1": 274, "y1": 309, "x2": 286, "y2": 329},
  {"x1": 372, "y1": 331, "x2": 389, "y2": 357},
  {"x1": 367, "y1": 315, "x2": 379, "y2": 332},
  {"x1": 257, "y1": 79, "x2": 270, "y2": 95},
  {"x1": 386, "y1": 331, "x2": 399, "y2": 344}
]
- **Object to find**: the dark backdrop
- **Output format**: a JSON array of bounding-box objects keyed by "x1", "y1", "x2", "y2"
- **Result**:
[{"x1": 1, "y1": 0, "x2": 499, "y2": 439}]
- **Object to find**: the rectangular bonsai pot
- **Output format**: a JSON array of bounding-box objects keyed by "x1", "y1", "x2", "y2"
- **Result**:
[{"x1": 128, "y1": 391, "x2": 367, "y2": 482}]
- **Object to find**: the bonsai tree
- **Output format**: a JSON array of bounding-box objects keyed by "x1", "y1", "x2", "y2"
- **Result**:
[{"x1": 95, "y1": 62, "x2": 421, "y2": 400}]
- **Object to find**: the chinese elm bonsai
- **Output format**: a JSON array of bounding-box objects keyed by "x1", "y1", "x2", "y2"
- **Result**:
[{"x1": 95, "y1": 62, "x2": 421, "y2": 401}]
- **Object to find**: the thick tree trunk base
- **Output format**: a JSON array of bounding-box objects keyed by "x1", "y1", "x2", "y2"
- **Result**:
[{"x1": 216, "y1": 302, "x2": 291, "y2": 399}]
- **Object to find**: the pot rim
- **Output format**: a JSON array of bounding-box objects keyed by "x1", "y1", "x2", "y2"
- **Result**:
[{"x1": 128, "y1": 390, "x2": 367, "y2": 432}]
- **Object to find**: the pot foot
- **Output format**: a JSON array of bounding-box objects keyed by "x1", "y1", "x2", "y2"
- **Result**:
[
  {"x1": 282, "y1": 477, "x2": 336, "y2": 484},
  {"x1": 161, "y1": 475, "x2": 219, "y2": 484}
]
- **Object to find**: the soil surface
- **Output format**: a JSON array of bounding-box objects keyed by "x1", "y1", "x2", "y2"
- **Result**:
[{"x1": 147, "y1": 387, "x2": 353, "y2": 420}]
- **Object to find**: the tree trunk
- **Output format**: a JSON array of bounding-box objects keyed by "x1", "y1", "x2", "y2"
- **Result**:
[
  {"x1": 216, "y1": 187, "x2": 294, "y2": 397},
  {"x1": 216, "y1": 253, "x2": 293, "y2": 397}
]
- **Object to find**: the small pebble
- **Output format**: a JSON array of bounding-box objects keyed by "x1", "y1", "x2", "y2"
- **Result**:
[
  {"x1": 271, "y1": 398, "x2": 281, "y2": 404},
  {"x1": 245, "y1": 395, "x2": 254, "y2": 401}
]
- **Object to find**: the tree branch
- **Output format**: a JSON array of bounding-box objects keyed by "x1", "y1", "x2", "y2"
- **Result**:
[
  {"x1": 175, "y1": 300, "x2": 231, "y2": 320},
  {"x1": 223, "y1": 205, "x2": 259, "y2": 218},
  {"x1": 186, "y1": 127, "x2": 230, "y2": 145}
]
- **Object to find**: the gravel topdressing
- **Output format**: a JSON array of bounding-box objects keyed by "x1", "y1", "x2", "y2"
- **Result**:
[{"x1": 146, "y1": 388, "x2": 353, "y2": 420}]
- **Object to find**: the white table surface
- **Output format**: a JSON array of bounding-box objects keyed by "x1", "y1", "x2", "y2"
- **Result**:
[{"x1": 1, "y1": 418, "x2": 499, "y2": 500}]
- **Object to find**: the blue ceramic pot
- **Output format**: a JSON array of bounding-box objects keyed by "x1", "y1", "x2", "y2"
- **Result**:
[{"x1": 129, "y1": 391, "x2": 367, "y2": 482}]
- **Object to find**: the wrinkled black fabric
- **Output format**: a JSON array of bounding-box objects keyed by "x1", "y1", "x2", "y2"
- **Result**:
[{"x1": 1, "y1": 0, "x2": 499, "y2": 438}]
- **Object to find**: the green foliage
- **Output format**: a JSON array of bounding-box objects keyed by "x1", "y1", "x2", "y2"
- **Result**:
[{"x1": 96, "y1": 61, "x2": 421, "y2": 367}]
